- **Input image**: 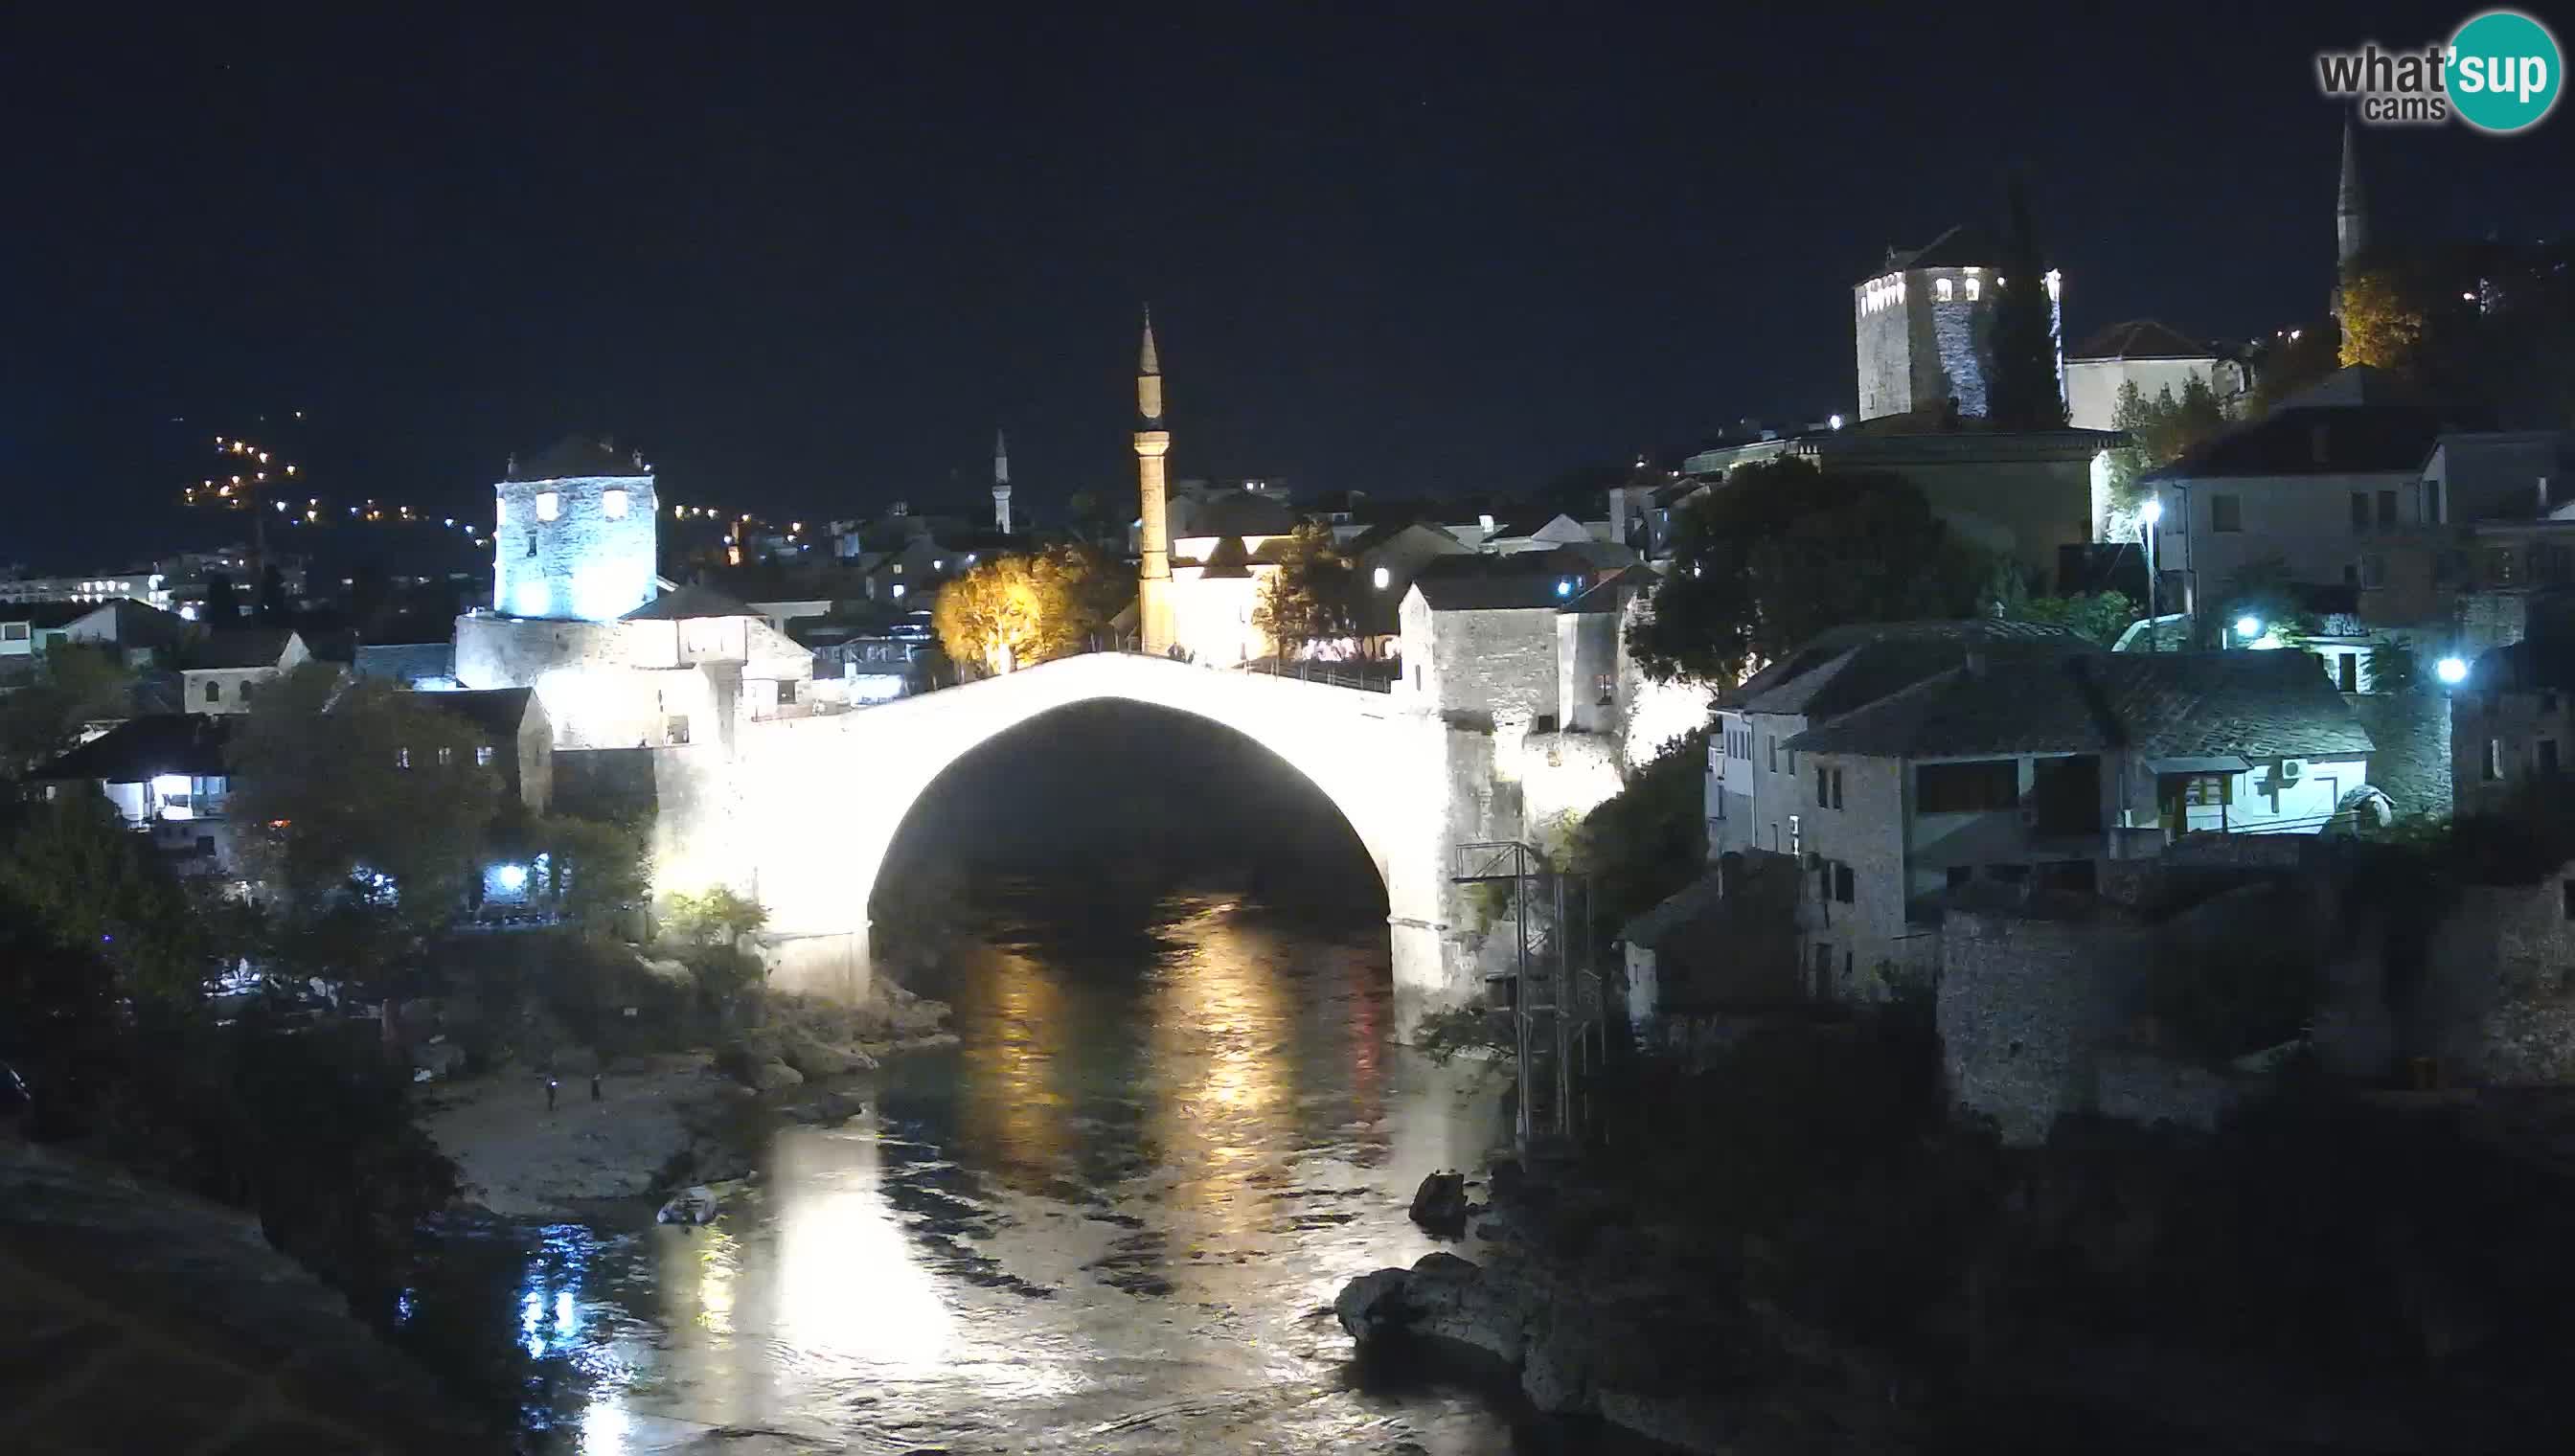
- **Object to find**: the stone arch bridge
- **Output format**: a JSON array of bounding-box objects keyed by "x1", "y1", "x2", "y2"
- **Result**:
[{"x1": 665, "y1": 652, "x2": 1592, "y2": 1035}]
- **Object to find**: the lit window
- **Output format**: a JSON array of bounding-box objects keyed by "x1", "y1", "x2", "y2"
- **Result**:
[
  {"x1": 933, "y1": 559, "x2": 945, "y2": 571},
  {"x1": 1935, "y1": 278, "x2": 1954, "y2": 302},
  {"x1": 604, "y1": 489, "x2": 629, "y2": 519},
  {"x1": 1965, "y1": 277, "x2": 1981, "y2": 301},
  {"x1": 437, "y1": 746, "x2": 453, "y2": 766},
  {"x1": 396, "y1": 747, "x2": 410, "y2": 769},
  {"x1": 1374, "y1": 566, "x2": 1391, "y2": 590},
  {"x1": 536, "y1": 491, "x2": 560, "y2": 521},
  {"x1": 475, "y1": 744, "x2": 494, "y2": 766},
  {"x1": 891, "y1": 583, "x2": 906, "y2": 600}
]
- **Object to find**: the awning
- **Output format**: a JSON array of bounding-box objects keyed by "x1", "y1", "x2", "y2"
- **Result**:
[{"x1": 2147, "y1": 755, "x2": 2250, "y2": 775}]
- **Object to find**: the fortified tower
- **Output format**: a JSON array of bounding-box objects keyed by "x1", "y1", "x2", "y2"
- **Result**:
[
  {"x1": 1134, "y1": 308, "x2": 1175, "y2": 656},
  {"x1": 991, "y1": 428, "x2": 1014, "y2": 535},
  {"x1": 491, "y1": 436, "x2": 659, "y2": 622}
]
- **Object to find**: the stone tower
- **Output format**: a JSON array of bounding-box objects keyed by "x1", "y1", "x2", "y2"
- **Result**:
[
  {"x1": 1852, "y1": 224, "x2": 2054, "y2": 422},
  {"x1": 491, "y1": 435, "x2": 658, "y2": 622},
  {"x1": 1134, "y1": 307, "x2": 1175, "y2": 656},
  {"x1": 2333, "y1": 115, "x2": 2370, "y2": 321},
  {"x1": 991, "y1": 427, "x2": 1013, "y2": 535}
]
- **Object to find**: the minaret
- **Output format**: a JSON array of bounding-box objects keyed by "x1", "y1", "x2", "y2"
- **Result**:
[
  {"x1": 1134, "y1": 307, "x2": 1175, "y2": 656},
  {"x1": 2333, "y1": 115, "x2": 2369, "y2": 319},
  {"x1": 991, "y1": 427, "x2": 1013, "y2": 535}
]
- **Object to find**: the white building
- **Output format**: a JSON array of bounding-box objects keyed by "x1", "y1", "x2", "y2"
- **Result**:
[
  {"x1": 2062, "y1": 319, "x2": 2245, "y2": 431},
  {"x1": 178, "y1": 628, "x2": 309, "y2": 714},
  {"x1": 34, "y1": 715, "x2": 242, "y2": 878}
]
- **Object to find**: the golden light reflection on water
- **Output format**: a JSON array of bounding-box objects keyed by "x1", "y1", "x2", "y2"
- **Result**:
[
  {"x1": 769, "y1": 1121, "x2": 959, "y2": 1376},
  {"x1": 1144, "y1": 905, "x2": 1295, "y2": 1243},
  {"x1": 954, "y1": 944, "x2": 1073, "y2": 1189}
]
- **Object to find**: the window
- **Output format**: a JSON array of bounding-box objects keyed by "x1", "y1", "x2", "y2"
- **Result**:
[
  {"x1": 2427, "y1": 480, "x2": 2444, "y2": 524},
  {"x1": 2378, "y1": 489, "x2": 2398, "y2": 528},
  {"x1": 1, "y1": 623, "x2": 25, "y2": 642},
  {"x1": 204, "y1": 679, "x2": 221, "y2": 703},
  {"x1": 2543, "y1": 740, "x2": 2561, "y2": 777},
  {"x1": 475, "y1": 744, "x2": 494, "y2": 767},
  {"x1": 1816, "y1": 766, "x2": 1830, "y2": 807},
  {"x1": 396, "y1": 746, "x2": 410, "y2": 769},
  {"x1": 1766, "y1": 736, "x2": 1777, "y2": 772},
  {"x1": 2564, "y1": 879, "x2": 2575, "y2": 921},
  {"x1": 525, "y1": 533, "x2": 537, "y2": 557},
  {"x1": 2485, "y1": 739, "x2": 2503, "y2": 782},
  {"x1": 1965, "y1": 276, "x2": 1982, "y2": 301},
  {"x1": 1916, "y1": 760, "x2": 2019, "y2": 813},
  {"x1": 2338, "y1": 653, "x2": 2359, "y2": 694},
  {"x1": 1596, "y1": 672, "x2": 1614, "y2": 705},
  {"x1": 1831, "y1": 768, "x2": 1844, "y2": 808},
  {"x1": 2165, "y1": 773, "x2": 2230, "y2": 807},
  {"x1": 603, "y1": 489, "x2": 629, "y2": 519},
  {"x1": 437, "y1": 746, "x2": 454, "y2": 766},
  {"x1": 779, "y1": 679, "x2": 799, "y2": 706},
  {"x1": 1788, "y1": 813, "x2": 1801, "y2": 858},
  {"x1": 1935, "y1": 277, "x2": 1954, "y2": 302},
  {"x1": 666, "y1": 715, "x2": 691, "y2": 746},
  {"x1": 1834, "y1": 863, "x2": 1855, "y2": 903},
  {"x1": 2211, "y1": 494, "x2": 2242, "y2": 533},
  {"x1": 2351, "y1": 491, "x2": 2371, "y2": 532},
  {"x1": 535, "y1": 490, "x2": 560, "y2": 521},
  {"x1": 239, "y1": 682, "x2": 256, "y2": 702}
]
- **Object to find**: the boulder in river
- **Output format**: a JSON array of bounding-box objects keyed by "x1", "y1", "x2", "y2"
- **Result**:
[
  {"x1": 780, "y1": 1035, "x2": 877, "y2": 1080},
  {"x1": 744, "y1": 1058, "x2": 805, "y2": 1093},
  {"x1": 1338, "y1": 1252, "x2": 1534, "y2": 1370},
  {"x1": 1408, "y1": 1171, "x2": 1472, "y2": 1236}
]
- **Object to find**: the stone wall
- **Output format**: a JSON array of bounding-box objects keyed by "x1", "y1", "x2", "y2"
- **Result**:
[
  {"x1": 2421, "y1": 874, "x2": 2575, "y2": 1084},
  {"x1": 491, "y1": 471, "x2": 657, "y2": 622},
  {"x1": 1429, "y1": 606, "x2": 1563, "y2": 730},
  {"x1": 1939, "y1": 905, "x2": 2152, "y2": 1145},
  {"x1": 2344, "y1": 686, "x2": 2450, "y2": 817}
]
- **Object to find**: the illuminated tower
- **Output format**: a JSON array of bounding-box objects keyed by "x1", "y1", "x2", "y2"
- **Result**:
[
  {"x1": 991, "y1": 428, "x2": 1013, "y2": 535},
  {"x1": 1134, "y1": 308, "x2": 1175, "y2": 656},
  {"x1": 492, "y1": 436, "x2": 659, "y2": 622}
]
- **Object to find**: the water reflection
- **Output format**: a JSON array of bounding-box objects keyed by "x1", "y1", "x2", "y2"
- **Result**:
[{"x1": 404, "y1": 884, "x2": 1517, "y2": 1452}]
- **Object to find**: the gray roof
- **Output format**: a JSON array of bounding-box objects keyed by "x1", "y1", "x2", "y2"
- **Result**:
[
  {"x1": 352, "y1": 642, "x2": 456, "y2": 684},
  {"x1": 2067, "y1": 319, "x2": 2215, "y2": 362},
  {"x1": 1410, "y1": 550, "x2": 1594, "y2": 612},
  {"x1": 1561, "y1": 564, "x2": 1659, "y2": 615},
  {"x1": 422, "y1": 686, "x2": 539, "y2": 739},
  {"x1": 0, "y1": 601, "x2": 103, "y2": 628},
  {"x1": 1617, "y1": 869, "x2": 1728, "y2": 948},
  {"x1": 181, "y1": 627, "x2": 298, "y2": 671},
  {"x1": 34, "y1": 714, "x2": 232, "y2": 782},
  {"x1": 1183, "y1": 491, "x2": 1297, "y2": 537},
  {"x1": 1785, "y1": 650, "x2": 2373, "y2": 762},
  {"x1": 1726, "y1": 620, "x2": 2094, "y2": 715},
  {"x1": 622, "y1": 583, "x2": 756, "y2": 622}
]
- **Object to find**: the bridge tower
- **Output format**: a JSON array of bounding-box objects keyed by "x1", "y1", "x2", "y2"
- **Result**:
[{"x1": 1134, "y1": 307, "x2": 1176, "y2": 656}]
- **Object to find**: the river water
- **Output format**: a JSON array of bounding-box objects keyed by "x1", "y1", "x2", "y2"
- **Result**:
[{"x1": 395, "y1": 879, "x2": 1594, "y2": 1454}]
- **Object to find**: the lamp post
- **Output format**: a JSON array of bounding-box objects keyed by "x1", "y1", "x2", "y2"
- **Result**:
[{"x1": 2139, "y1": 497, "x2": 2163, "y2": 651}]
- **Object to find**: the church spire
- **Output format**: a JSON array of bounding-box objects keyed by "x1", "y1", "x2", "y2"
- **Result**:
[{"x1": 991, "y1": 427, "x2": 1013, "y2": 535}]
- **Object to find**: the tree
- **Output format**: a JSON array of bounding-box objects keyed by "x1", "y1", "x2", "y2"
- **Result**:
[
  {"x1": 201, "y1": 572, "x2": 240, "y2": 625},
  {"x1": 2339, "y1": 264, "x2": 2429, "y2": 373},
  {"x1": 1252, "y1": 522, "x2": 1359, "y2": 661},
  {"x1": 1629, "y1": 459, "x2": 1987, "y2": 686},
  {"x1": 666, "y1": 886, "x2": 768, "y2": 948},
  {"x1": 227, "y1": 665, "x2": 500, "y2": 1009},
  {"x1": 0, "y1": 644, "x2": 135, "y2": 785},
  {"x1": 2104, "y1": 377, "x2": 2231, "y2": 513},
  {"x1": 2001, "y1": 589, "x2": 2141, "y2": 647},
  {"x1": 0, "y1": 794, "x2": 222, "y2": 1007},
  {"x1": 535, "y1": 814, "x2": 651, "y2": 929},
  {"x1": 1986, "y1": 178, "x2": 2067, "y2": 430},
  {"x1": 1571, "y1": 729, "x2": 1712, "y2": 939},
  {"x1": 931, "y1": 542, "x2": 1109, "y2": 676}
]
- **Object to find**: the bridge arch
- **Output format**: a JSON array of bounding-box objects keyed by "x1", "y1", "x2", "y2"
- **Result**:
[{"x1": 714, "y1": 654, "x2": 1459, "y2": 1030}]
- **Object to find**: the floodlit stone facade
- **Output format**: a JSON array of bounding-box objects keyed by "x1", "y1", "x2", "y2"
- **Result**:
[{"x1": 492, "y1": 450, "x2": 658, "y2": 624}]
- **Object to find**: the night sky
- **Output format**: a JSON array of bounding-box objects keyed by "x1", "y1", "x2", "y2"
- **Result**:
[{"x1": 6, "y1": 3, "x2": 2570, "y2": 568}]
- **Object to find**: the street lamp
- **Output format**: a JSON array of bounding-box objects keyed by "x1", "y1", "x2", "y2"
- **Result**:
[
  {"x1": 2235, "y1": 614, "x2": 2264, "y2": 643},
  {"x1": 2139, "y1": 498, "x2": 2163, "y2": 650},
  {"x1": 2436, "y1": 655, "x2": 2469, "y2": 686}
]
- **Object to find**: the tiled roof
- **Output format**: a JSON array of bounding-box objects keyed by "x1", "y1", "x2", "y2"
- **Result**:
[
  {"x1": 34, "y1": 714, "x2": 232, "y2": 782},
  {"x1": 622, "y1": 583, "x2": 755, "y2": 621},
  {"x1": 2067, "y1": 319, "x2": 2214, "y2": 362},
  {"x1": 1411, "y1": 550, "x2": 1594, "y2": 612},
  {"x1": 182, "y1": 628, "x2": 297, "y2": 671},
  {"x1": 1196, "y1": 535, "x2": 1256, "y2": 580},
  {"x1": 1786, "y1": 650, "x2": 2372, "y2": 761},
  {"x1": 2143, "y1": 403, "x2": 2464, "y2": 481},
  {"x1": 352, "y1": 642, "x2": 456, "y2": 684},
  {"x1": 512, "y1": 435, "x2": 649, "y2": 481},
  {"x1": 1182, "y1": 491, "x2": 1296, "y2": 538},
  {"x1": 1878, "y1": 222, "x2": 2013, "y2": 275},
  {"x1": 1561, "y1": 564, "x2": 1659, "y2": 615},
  {"x1": 422, "y1": 687, "x2": 538, "y2": 739},
  {"x1": 0, "y1": 601, "x2": 103, "y2": 629},
  {"x1": 1725, "y1": 620, "x2": 2093, "y2": 712}
]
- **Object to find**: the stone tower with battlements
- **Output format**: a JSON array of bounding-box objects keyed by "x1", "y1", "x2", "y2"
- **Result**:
[
  {"x1": 1134, "y1": 308, "x2": 1175, "y2": 656},
  {"x1": 491, "y1": 435, "x2": 658, "y2": 622}
]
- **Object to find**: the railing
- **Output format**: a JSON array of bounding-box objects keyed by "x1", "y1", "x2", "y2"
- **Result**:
[{"x1": 1229, "y1": 657, "x2": 1397, "y2": 694}]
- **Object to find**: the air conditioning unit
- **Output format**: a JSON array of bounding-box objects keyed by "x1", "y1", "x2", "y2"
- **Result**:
[{"x1": 2279, "y1": 759, "x2": 2303, "y2": 783}]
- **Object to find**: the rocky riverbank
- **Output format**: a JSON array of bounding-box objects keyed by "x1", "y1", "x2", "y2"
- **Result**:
[{"x1": 422, "y1": 980, "x2": 957, "y2": 1217}]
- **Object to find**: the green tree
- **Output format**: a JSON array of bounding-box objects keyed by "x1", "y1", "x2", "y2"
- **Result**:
[
  {"x1": 1252, "y1": 522, "x2": 1359, "y2": 662},
  {"x1": 2001, "y1": 589, "x2": 2142, "y2": 647},
  {"x1": 2105, "y1": 376, "x2": 2231, "y2": 513},
  {"x1": 1629, "y1": 459, "x2": 1986, "y2": 686},
  {"x1": 932, "y1": 542, "x2": 1111, "y2": 676},
  {"x1": 0, "y1": 643, "x2": 135, "y2": 786},
  {"x1": 1570, "y1": 728, "x2": 1712, "y2": 938},
  {"x1": 2339, "y1": 264, "x2": 2429, "y2": 373},
  {"x1": 227, "y1": 665, "x2": 500, "y2": 1013},
  {"x1": 1986, "y1": 178, "x2": 2067, "y2": 430},
  {"x1": 0, "y1": 794, "x2": 223, "y2": 1007},
  {"x1": 666, "y1": 885, "x2": 768, "y2": 948},
  {"x1": 534, "y1": 814, "x2": 651, "y2": 929}
]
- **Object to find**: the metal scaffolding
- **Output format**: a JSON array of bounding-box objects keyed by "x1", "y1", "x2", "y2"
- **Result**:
[{"x1": 1452, "y1": 840, "x2": 1601, "y2": 1157}]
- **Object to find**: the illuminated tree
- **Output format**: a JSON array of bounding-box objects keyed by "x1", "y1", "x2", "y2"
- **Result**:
[
  {"x1": 931, "y1": 543, "x2": 1108, "y2": 677},
  {"x1": 2105, "y1": 375, "x2": 2230, "y2": 512},
  {"x1": 2339, "y1": 265, "x2": 2428, "y2": 372},
  {"x1": 666, "y1": 886, "x2": 767, "y2": 948},
  {"x1": 1252, "y1": 522, "x2": 1359, "y2": 661},
  {"x1": 1629, "y1": 460, "x2": 1986, "y2": 685}
]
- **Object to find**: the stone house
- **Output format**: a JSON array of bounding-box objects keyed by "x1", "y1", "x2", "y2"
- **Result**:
[
  {"x1": 1783, "y1": 648, "x2": 2372, "y2": 1001},
  {"x1": 2062, "y1": 319, "x2": 2245, "y2": 432},
  {"x1": 1616, "y1": 851, "x2": 1804, "y2": 1042},
  {"x1": 2452, "y1": 635, "x2": 2575, "y2": 816},
  {"x1": 1396, "y1": 551, "x2": 1606, "y2": 731},
  {"x1": 1345, "y1": 520, "x2": 1473, "y2": 652},
  {"x1": 414, "y1": 687, "x2": 552, "y2": 814},
  {"x1": 178, "y1": 628, "x2": 309, "y2": 714},
  {"x1": 34, "y1": 714, "x2": 242, "y2": 878}
]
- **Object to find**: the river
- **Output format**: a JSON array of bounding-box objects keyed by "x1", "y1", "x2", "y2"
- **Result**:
[{"x1": 391, "y1": 877, "x2": 1607, "y2": 1453}]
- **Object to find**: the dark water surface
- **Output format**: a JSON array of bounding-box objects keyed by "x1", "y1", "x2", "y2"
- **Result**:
[{"x1": 396, "y1": 880, "x2": 1582, "y2": 1453}]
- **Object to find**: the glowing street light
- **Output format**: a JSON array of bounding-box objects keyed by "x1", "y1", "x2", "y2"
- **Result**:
[
  {"x1": 2436, "y1": 656, "x2": 2469, "y2": 686},
  {"x1": 2235, "y1": 615, "x2": 2264, "y2": 641}
]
